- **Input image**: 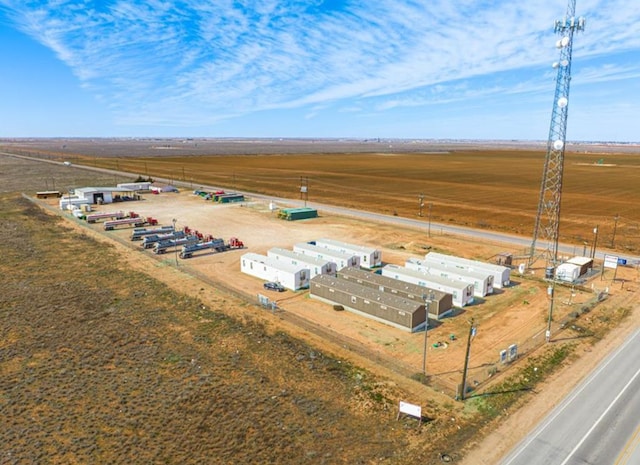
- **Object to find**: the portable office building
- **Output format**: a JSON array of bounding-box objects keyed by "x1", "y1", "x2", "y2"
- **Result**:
[
  {"x1": 424, "y1": 252, "x2": 511, "y2": 288},
  {"x1": 309, "y1": 274, "x2": 427, "y2": 332},
  {"x1": 555, "y1": 263, "x2": 581, "y2": 282},
  {"x1": 313, "y1": 238, "x2": 382, "y2": 268},
  {"x1": 267, "y1": 247, "x2": 336, "y2": 278},
  {"x1": 37, "y1": 191, "x2": 62, "y2": 199},
  {"x1": 565, "y1": 256, "x2": 594, "y2": 277},
  {"x1": 59, "y1": 196, "x2": 91, "y2": 210},
  {"x1": 278, "y1": 207, "x2": 318, "y2": 221},
  {"x1": 381, "y1": 264, "x2": 474, "y2": 307},
  {"x1": 240, "y1": 252, "x2": 309, "y2": 291},
  {"x1": 405, "y1": 257, "x2": 493, "y2": 297},
  {"x1": 216, "y1": 193, "x2": 245, "y2": 203},
  {"x1": 117, "y1": 182, "x2": 152, "y2": 191},
  {"x1": 293, "y1": 242, "x2": 360, "y2": 269},
  {"x1": 338, "y1": 267, "x2": 453, "y2": 319}
]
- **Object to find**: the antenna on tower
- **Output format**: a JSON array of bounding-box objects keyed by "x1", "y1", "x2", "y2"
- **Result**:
[{"x1": 528, "y1": 0, "x2": 586, "y2": 271}]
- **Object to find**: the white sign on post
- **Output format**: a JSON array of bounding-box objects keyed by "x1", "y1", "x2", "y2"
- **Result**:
[
  {"x1": 603, "y1": 254, "x2": 619, "y2": 270},
  {"x1": 398, "y1": 401, "x2": 422, "y2": 426}
]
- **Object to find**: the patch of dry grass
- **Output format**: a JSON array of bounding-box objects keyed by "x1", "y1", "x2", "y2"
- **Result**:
[{"x1": 1, "y1": 193, "x2": 472, "y2": 464}]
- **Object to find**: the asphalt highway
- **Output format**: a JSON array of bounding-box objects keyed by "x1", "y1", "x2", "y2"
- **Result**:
[{"x1": 500, "y1": 328, "x2": 640, "y2": 465}]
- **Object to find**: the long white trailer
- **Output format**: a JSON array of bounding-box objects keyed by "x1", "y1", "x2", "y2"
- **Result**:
[
  {"x1": 313, "y1": 238, "x2": 382, "y2": 268},
  {"x1": 424, "y1": 252, "x2": 511, "y2": 288},
  {"x1": 405, "y1": 257, "x2": 493, "y2": 297},
  {"x1": 240, "y1": 252, "x2": 309, "y2": 291},
  {"x1": 293, "y1": 242, "x2": 360, "y2": 269},
  {"x1": 381, "y1": 264, "x2": 474, "y2": 307},
  {"x1": 267, "y1": 247, "x2": 336, "y2": 278}
]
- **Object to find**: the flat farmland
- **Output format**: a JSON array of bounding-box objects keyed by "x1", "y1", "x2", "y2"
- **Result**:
[
  {"x1": 5, "y1": 139, "x2": 638, "y2": 254},
  {"x1": 101, "y1": 150, "x2": 640, "y2": 254}
]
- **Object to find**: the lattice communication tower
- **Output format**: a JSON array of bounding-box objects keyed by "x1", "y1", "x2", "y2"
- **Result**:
[{"x1": 529, "y1": 0, "x2": 586, "y2": 270}]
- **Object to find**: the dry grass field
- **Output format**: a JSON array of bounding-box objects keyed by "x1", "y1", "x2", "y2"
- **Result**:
[{"x1": 0, "y1": 188, "x2": 450, "y2": 465}]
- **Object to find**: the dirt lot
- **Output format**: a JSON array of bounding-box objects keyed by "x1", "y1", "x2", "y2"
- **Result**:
[{"x1": 66, "y1": 188, "x2": 638, "y2": 394}]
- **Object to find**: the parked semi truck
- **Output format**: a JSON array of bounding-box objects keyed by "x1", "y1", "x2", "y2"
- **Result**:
[{"x1": 179, "y1": 237, "x2": 244, "y2": 259}]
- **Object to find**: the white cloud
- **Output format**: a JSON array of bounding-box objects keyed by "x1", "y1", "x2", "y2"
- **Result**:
[{"x1": 0, "y1": 0, "x2": 639, "y2": 131}]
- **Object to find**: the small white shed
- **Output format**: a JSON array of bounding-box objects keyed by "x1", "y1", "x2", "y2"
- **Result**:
[
  {"x1": 240, "y1": 252, "x2": 309, "y2": 291},
  {"x1": 555, "y1": 263, "x2": 580, "y2": 282},
  {"x1": 267, "y1": 248, "x2": 336, "y2": 278}
]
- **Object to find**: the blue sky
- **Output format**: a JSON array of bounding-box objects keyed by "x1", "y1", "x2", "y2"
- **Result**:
[{"x1": 1, "y1": 1, "x2": 639, "y2": 141}]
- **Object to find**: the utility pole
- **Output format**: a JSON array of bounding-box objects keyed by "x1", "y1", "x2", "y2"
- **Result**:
[
  {"x1": 300, "y1": 177, "x2": 309, "y2": 207},
  {"x1": 422, "y1": 292, "x2": 434, "y2": 376},
  {"x1": 460, "y1": 318, "x2": 475, "y2": 401},
  {"x1": 546, "y1": 282, "x2": 555, "y2": 342},
  {"x1": 591, "y1": 225, "x2": 599, "y2": 259},
  {"x1": 428, "y1": 203, "x2": 433, "y2": 238},
  {"x1": 611, "y1": 214, "x2": 620, "y2": 248},
  {"x1": 172, "y1": 218, "x2": 179, "y2": 267}
]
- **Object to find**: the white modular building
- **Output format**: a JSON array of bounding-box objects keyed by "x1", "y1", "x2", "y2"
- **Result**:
[
  {"x1": 240, "y1": 252, "x2": 310, "y2": 291},
  {"x1": 313, "y1": 238, "x2": 382, "y2": 269},
  {"x1": 424, "y1": 252, "x2": 511, "y2": 288},
  {"x1": 555, "y1": 263, "x2": 581, "y2": 282},
  {"x1": 74, "y1": 187, "x2": 137, "y2": 204},
  {"x1": 405, "y1": 257, "x2": 493, "y2": 297},
  {"x1": 381, "y1": 264, "x2": 474, "y2": 308},
  {"x1": 267, "y1": 247, "x2": 336, "y2": 278},
  {"x1": 566, "y1": 256, "x2": 594, "y2": 277},
  {"x1": 117, "y1": 181, "x2": 152, "y2": 191},
  {"x1": 59, "y1": 196, "x2": 91, "y2": 210},
  {"x1": 293, "y1": 242, "x2": 360, "y2": 269}
]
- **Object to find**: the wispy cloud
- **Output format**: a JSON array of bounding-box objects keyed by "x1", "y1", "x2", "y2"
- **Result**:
[{"x1": 1, "y1": 0, "x2": 639, "y2": 129}]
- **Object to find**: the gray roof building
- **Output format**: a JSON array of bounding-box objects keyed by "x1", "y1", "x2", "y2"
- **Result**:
[
  {"x1": 338, "y1": 267, "x2": 453, "y2": 319},
  {"x1": 309, "y1": 274, "x2": 427, "y2": 332}
]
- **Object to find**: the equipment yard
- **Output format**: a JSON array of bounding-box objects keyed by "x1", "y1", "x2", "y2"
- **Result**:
[{"x1": 61, "y1": 187, "x2": 636, "y2": 395}]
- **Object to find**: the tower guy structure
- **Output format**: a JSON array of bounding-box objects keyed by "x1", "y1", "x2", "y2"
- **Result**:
[{"x1": 529, "y1": 0, "x2": 586, "y2": 270}]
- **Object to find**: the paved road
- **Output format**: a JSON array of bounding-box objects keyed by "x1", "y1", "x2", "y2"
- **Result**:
[{"x1": 500, "y1": 328, "x2": 640, "y2": 465}]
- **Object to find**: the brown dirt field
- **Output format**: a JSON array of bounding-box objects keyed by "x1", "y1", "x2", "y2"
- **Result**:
[{"x1": 4, "y1": 139, "x2": 639, "y2": 255}]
